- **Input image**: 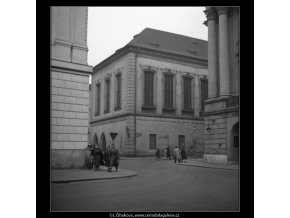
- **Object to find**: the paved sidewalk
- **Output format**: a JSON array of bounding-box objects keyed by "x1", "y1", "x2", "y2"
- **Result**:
[
  {"x1": 176, "y1": 158, "x2": 239, "y2": 170},
  {"x1": 51, "y1": 166, "x2": 137, "y2": 183}
]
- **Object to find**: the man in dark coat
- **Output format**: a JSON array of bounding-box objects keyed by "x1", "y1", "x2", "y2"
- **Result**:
[
  {"x1": 108, "y1": 144, "x2": 120, "y2": 172},
  {"x1": 181, "y1": 144, "x2": 187, "y2": 161},
  {"x1": 155, "y1": 149, "x2": 161, "y2": 160},
  {"x1": 92, "y1": 144, "x2": 103, "y2": 171},
  {"x1": 166, "y1": 146, "x2": 171, "y2": 160},
  {"x1": 104, "y1": 146, "x2": 111, "y2": 171}
]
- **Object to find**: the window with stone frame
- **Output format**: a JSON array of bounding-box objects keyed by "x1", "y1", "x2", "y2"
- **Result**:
[
  {"x1": 164, "y1": 74, "x2": 174, "y2": 108},
  {"x1": 115, "y1": 73, "x2": 121, "y2": 110},
  {"x1": 104, "y1": 78, "x2": 110, "y2": 113},
  {"x1": 95, "y1": 83, "x2": 101, "y2": 116},
  {"x1": 200, "y1": 78, "x2": 208, "y2": 112},
  {"x1": 149, "y1": 134, "x2": 157, "y2": 150},
  {"x1": 144, "y1": 71, "x2": 154, "y2": 106},
  {"x1": 183, "y1": 77, "x2": 192, "y2": 109}
]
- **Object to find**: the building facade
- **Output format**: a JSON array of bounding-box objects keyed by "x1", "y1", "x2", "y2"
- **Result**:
[
  {"x1": 51, "y1": 7, "x2": 92, "y2": 168},
  {"x1": 203, "y1": 7, "x2": 239, "y2": 163},
  {"x1": 89, "y1": 28, "x2": 208, "y2": 156}
]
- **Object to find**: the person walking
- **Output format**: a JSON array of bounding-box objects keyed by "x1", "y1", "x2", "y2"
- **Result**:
[
  {"x1": 173, "y1": 146, "x2": 181, "y2": 164},
  {"x1": 104, "y1": 146, "x2": 111, "y2": 171},
  {"x1": 166, "y1": 146, "x2": 171, "y2": 160},
  {"x1": 108, "y1": 144, "x2": 120, "y2": 172},
  {"x1": 181, "y1": 144, "x2": 187, "y2": 162},
  {"x1": 92, "y1": 144, "x2": 103, "y2": 171},
  {"x1": 155, "y1": 148, "x2": 161, "y2": 160}
]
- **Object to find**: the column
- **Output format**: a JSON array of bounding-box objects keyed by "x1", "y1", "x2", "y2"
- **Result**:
[
  {"x1": 204, "y1": 7, "x2": 218, "y2": 98},
  {"x1": 156, "y1": 70, "x2": 163, "y2": 114},
  {"x1": 176, "y1": 72, "x2": 182, "y2": 116},
  {"x1": 217, "y1": 7, "x2": 231, "y2": 96}
]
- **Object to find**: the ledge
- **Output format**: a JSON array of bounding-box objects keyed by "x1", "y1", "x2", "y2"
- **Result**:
[{"x1": 162, "y1": 107, "x2": 176, "y2": 112}]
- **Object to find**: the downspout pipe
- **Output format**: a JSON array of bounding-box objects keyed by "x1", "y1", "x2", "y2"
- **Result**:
[{"x1": 134, "y1": 51, "x2": 138, "y2": 157}]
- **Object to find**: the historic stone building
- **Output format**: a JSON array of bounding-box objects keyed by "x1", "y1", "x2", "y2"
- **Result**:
[
  {"x1": 51, "y1": 7, "x2": 92, "y2": 168},
  {"x1": 89, "y1": 28, "x2": 208, "y2": 156},
  {"x1": 203, "y1": 7, "x2": 239, "y2": 163}
]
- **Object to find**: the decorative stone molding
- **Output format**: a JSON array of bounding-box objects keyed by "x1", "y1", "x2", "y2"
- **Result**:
[
  {"x1": 180, "y1": 71, "x2": 194, "y2": 78},
  {"x1": 104, "y1": 73, "x2": 112, "y2": 80},
  {"x1": 160, "y1": 68, "x2": 178, "y2": 75},
  {"x1": 139, "y1": 64, "x2": 159, "y2": 72},
  {"x1": 95, "y1": 79, "x2": 101, "y2": 85},
  {"x1": 204, "y1": 7, "x2": 217, "y2": 21},
  {"x1": 216, "y1": 7, "x2": 229, "y2": 16}
]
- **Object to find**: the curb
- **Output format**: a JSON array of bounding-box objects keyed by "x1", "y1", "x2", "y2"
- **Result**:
[
  {"x1": 51, "y1": 172, "x2": 137, "y2": 183},
  {"x1": 177, "y1": 163, "x2": 239, "y2": 170}
]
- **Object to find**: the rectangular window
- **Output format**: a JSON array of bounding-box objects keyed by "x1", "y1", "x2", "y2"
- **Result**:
[
  {"x1": 164, "y1": 74, "x2": 174, "y2": 108},
  {"x1": 183, "y1": 77, "x2": 192, "y2": 109},
  {"x1": 200, "y1": 79, "x2": 208, "y2": 112},
  {"x1": 105, "y1": 79, "x2": 110, "y2": 113},
  {"x1": 95, "y1": 83, "x2": 100, "y2": 115},
  {"x1": 115, "y1": 74, "x2": 121, "y2": 110},
  {"x1": 144, "y1": 71, "x2": 154, "y2": 106},
  {"x1": 149, "y1": 134, "x2": 157, "y2": 150}
]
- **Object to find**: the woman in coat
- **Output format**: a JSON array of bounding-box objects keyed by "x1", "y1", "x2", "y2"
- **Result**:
[
  {"x1": 108, "y1": 145, "x2": 120, "y2": 172},
  {"x1": 104, "y1": 146, "x2": 111, "y2": 171},
  {"x1": 181, "y1": 144, "x2": 187, "y2": 161},
  {"x1": 173, "y1": 146, "x2": 181, "y2": 164},
  {"x1": 92, "y1": 145, "x2": 103, "y2": 171}
]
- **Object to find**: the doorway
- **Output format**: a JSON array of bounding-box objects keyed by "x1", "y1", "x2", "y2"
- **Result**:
[
  {"x1": 178, "y1": 135, "x2": 185, "y2": 148},
  {"x1": 230, "y1": 122, "x2": 239, "y2": 161}
]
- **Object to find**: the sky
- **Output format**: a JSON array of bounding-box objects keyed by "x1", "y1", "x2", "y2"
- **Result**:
[{"x1": 87, "y1": 7, "x2": 208, "y2": 67}]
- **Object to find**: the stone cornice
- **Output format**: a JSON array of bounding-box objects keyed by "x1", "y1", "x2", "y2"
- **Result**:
[
  {"x1": 202, "y1": 106, "x2": 239, "y2": 116},
  {"x1": 90, "y1": 112, "x2": 204, "y2": 125},
  {"x1": 51, "y1": 59, "x2": 92, "y2": 74},
  {"x1": 93, "y1": 44, "x2": 208, "y2": 75}
]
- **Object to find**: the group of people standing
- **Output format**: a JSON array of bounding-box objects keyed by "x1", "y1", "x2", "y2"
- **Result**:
[
  {"x1": 89, "y1": 144, "x2": 120, "y2": 172},
  {"x1": 155, "y1": 144, "x2": 187, "y2": 163}
]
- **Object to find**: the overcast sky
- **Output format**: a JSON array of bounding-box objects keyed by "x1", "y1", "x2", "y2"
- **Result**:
[{"x1": 87, "y1": 7, "x2": 208, "y2": 67}]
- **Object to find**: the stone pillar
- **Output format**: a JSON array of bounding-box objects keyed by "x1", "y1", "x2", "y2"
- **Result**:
[
  {"x1": 156, "y1": 70, "x2": 163, "y2": 114},
  {"x1": 217, "y1": 7, "x2": 231, "y2": 96},
  {"x1": 204, "y1": 7, "x2": 218, "y2": 98},
  {"x1": 176, "y1": 72, "x2": 182, "y2": 116}
]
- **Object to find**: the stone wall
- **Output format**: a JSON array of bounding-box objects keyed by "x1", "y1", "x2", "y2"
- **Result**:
[
  {"x1": 51, "y1": 70, "x2": 90, "y2": 168},
  {"x1": 136, "y1": 55, "x2": 208, "y2": 117},
  {"x1": 90, "y1": 118, "x2": 132, "y2": 156},
  {"x1": 203, "y1": 111, "x2": 239, "y2": 162},
  {"x1": 136, "y1": 116, "x2": 204, "y2": 156}
]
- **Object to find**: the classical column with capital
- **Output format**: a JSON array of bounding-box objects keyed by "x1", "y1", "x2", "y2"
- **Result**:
[
  {"x1": 217, "y1": 7, "x2": 231, "y2": 96},
  {"x1": 204, "y1": 7, "x2": 218, "y2": 99}
]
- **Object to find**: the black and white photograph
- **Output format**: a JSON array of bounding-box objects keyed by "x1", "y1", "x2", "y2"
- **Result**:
[
  {"x1": 48, "y1": 5, "x2": 243, "y2": 213},
  {"x1": 49, "y1": 6, "x2": 240, "y2": 213}
]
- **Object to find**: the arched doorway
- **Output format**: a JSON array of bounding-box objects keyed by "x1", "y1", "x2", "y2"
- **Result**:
[
  {"x1": 93, "y1": 134, "x2": 98, "y2": 146},
  {"x1": 100, "y1": 133, "x2": 106, "y2": 151},
  {"x1": 230, "y1": 122, "x2": 239, "y2": 161}
]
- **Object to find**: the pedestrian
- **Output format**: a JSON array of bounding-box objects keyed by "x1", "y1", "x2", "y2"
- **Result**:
[
  {"x1": 92, "y1": 144, "x2": 103, "y2": 171},
  {"x1": 173, "y1": 146, "x2": 181, "y2": 164},
  {"x1": 181, "y1": 144, "x2": 187, "y2": 162},
  {"x1": 166, "y1": 145, "x2": 171, "y2": 160},
  {"x1": 104, "y1": 146, "x2": 111, "y2": 171},
  {"x1": 108, "y1": 144, "x2": 120, "y2": 172},
  {"x1": 155, "y1": 148, "x2": 161, "y2": 160},
  {"x1": 164, "y1": 148, "x2": 167, "y2": 160}
]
